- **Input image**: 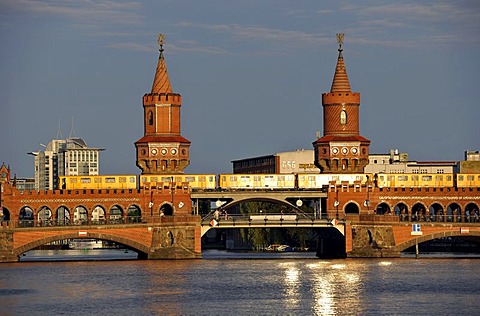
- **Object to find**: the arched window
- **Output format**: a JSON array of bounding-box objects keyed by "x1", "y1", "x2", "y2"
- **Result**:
[
  {"x1": 340, "y1": 110, "x2": 347, "y2": 125},
  {"x1": 148, "y1": 111, "x2": 153, "y2": 125}
]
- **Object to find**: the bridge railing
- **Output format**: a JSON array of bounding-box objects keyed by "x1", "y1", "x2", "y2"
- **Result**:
[{"x1": 201, "y1": 212, "x2": 320, "y2": 226}]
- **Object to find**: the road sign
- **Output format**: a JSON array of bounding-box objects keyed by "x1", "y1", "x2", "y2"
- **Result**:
[{"x1": 411, "y1": 224, "x2": 422, "y2": 235}]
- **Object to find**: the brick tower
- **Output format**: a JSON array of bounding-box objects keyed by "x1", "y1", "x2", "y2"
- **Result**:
[
  {"x1": 313, "y1": 34, "x2": 370, "y2": 173},
  {"x1": 135, "y1": 35, "x2": 191, "y2": 174}
]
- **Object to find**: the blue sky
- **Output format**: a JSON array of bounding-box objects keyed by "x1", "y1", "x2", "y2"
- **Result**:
[{"x1": 1, "y1": 0, "x2": 479, "y2": 177}]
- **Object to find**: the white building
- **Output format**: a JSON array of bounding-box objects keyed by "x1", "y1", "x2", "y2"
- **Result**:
[{"x1": 29, "y1": 137, "x2": 103, "y2": 190}]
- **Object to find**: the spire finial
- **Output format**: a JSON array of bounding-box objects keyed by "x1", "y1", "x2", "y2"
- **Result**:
[
  {"x1": 158, "y1": 33, "x2": 165, "y2": 55},
  {"x1": 336, "y1": 33, "x2": 344, "y2": 51}
]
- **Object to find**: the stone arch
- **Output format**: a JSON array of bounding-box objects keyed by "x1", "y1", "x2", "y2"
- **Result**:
[
  {"x1": 160, "y1": 202, "x2": 174, "y2": 216},
  {"x1": 345, "y1": 201, "x2": 360, "y2": 214},
  {"x1": 92, "y1": 205, "x2": 106, "y2": 224},
  {"x1": 73, "y1": 205, "x2": 88, "y2": 225},
  {"x1": 396, "y1": 231, "x2": 480, "y2": 253},
  {"x1": 109, "y1": 205, "x2": 124, "y2": 224},
  {"x1": 429, "y1": 202, "x2": 444, "y2": 222},
  {"x1": 375, "y1": 202, "x2": 391, "y2": 215},
  {"x1": 37, "y1": 206, "x2": 52, "y2": 226},
  {"x1": 394, "y1": 202, "x2": 409, "y2": 221},
  {"x1": 447, "y1": 203, "x2": 462, "y2": 223},
  {"x1": 13, "y1": 232, "x2": 150, "y2": 259},
  {"x1": 127, "y1": 204, "x2": 142, "y2": 223},
  {"x1": 55, "y1": 205, "x2": 71, "y2": 226},
  {"x1": 19, "y1": 206, "x2": 34, "y2": 227},
  {"x1": 465, "y1": 202, "x2": 479, "y2": 223},
  {"x1": 412, "y1": 202, "x2": 427, "y2": 222}
]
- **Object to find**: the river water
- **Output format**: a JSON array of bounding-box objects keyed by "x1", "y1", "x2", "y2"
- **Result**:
[{"x1": 0, "y1": 250, "x2": 479, "y2": 315}]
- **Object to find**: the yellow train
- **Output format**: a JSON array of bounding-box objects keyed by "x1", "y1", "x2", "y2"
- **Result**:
[
  {"x1": 59, "y1": 175, "x2": 137, "y2": 190},
  {"x1": 58, "y1": 172, "x2": 479, "y2": 191},
  {"x1": 139, "y1": 174, "x2": 217, "y2": 190},
  {"x1": 455, "y1": 173, "x2": 480, "y2": 188},
  {"x1": 219, "y1": 174, "x2": 296, "y2": 189},
  {"x1": 297, "y1": 173, "x2": 372, "y2": 189},
  {"x1": 374, "y1": 173, "x2": 455, "y2": 188}
]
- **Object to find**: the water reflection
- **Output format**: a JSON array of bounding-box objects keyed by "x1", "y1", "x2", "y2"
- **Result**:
[
  {"x1": 279, "y1": 262, "x2": 301, "y2": 308},
  {"x1": 310, "y1": 261, "x2": 363, "y2": 315}
]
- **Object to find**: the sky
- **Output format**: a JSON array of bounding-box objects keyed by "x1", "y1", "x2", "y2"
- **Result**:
[{"x1": 1, "y1": 0, "x2": 479, "y2": 178}]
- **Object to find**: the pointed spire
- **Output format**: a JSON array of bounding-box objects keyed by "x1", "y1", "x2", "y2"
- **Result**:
[
  {"x1": 151, "y1": 34, "x2": 173, "y2": 94},
  {"x1": 330, "y1": 33, "x2": 352, "y2": 93}
]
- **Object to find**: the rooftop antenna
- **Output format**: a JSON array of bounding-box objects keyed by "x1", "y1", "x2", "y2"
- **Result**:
[
  {"x1": 69, "y1": 116, "x2": 77, "y2": 138},
  {"x1": 56, "y1": 117, "x2": 64, "y2": 140}
]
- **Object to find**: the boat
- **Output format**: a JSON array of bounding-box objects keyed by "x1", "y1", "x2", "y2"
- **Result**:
[
  {"x1": 266, "y1": 244, "x2": 292, "y2": 252},
  {"x1": 68, "y1": 239, "x2": 104, "y2": 249}
]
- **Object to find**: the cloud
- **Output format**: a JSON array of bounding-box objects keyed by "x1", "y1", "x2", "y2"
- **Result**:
[{"x1": 1, "y1": 0, "x2": 143, "y2": 25}]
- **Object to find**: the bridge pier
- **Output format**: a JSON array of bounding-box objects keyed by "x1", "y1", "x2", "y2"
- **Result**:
[
  {"x1": 348, "y1": 224, "x2": 401, "y2": 258},
  {"x1": 0, "y1": 230, "x2": 17, "y2": 263},
  {"x1": 145, "y1": 224, "x2": 202, "y2": 260}
]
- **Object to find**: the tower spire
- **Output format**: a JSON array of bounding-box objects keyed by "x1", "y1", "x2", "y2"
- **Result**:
[
  {"x1": 330, "y1": 33, "x2": 352, "y2": 93},
  {"x1": 151, "y1": 33, "x2": 173, "y2": 94}
]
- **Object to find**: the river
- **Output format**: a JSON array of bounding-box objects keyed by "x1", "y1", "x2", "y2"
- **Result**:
[{"x1": 0, "y1": 249, "x2": 479, "y2": 315}]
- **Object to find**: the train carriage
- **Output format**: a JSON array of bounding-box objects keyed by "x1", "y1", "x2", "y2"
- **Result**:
[
  {"x1": 219, "y1": 174, "x2": 296, "y2": 189},
  {"x1": 59, "y1": 175, "x2": 137, "y2": 190},
  {"x1": 456, "y1": 174, "x2": 480, "y2": 188},
  {"x1": 139, "y1": 174, "x2": 217, "y2": 190},
  {"x1": 297, "y1": 173, "x2": 372, "y2": 189},
  {"x1": 375, "y1": 173, "x2": 454, "y2": 188}
]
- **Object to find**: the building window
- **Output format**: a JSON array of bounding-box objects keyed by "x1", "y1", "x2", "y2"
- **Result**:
[
  {"x1": 340, "y1": 110, "x2": 347, "y2": 125},
  {"x1": 148, "y1": 110, "x2": 153, "y2": 125}
]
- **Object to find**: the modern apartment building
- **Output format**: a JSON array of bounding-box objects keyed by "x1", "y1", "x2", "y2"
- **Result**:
[{"x1": 29, "y1": 137, "x2": 103, "y2": 190}]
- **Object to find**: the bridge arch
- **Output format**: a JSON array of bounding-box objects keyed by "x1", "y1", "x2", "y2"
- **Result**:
[
  {"x1": 215, "y1": 197, "x2": 308, "y2": 217},
  {"x1": 127, "y1": 204, "x2": 142, "y2": 223},
  {"x1": 13, "y1": 232, "x2": 150, "y2": 259},
  {"x1": 55, "y1": 205, "x2": 71, "y2": 225},
  {"x1": 0, "y1": 206, "x2": 10, "y2": 221},
  {"x1": 465, "y1": 203, "x2": 479, "y2": 223},
  {"x1": 37, "y1": 206, "x2": 52, "y2": 226},
  {"x1": 109, "y1": 205, "x2": 124, "y2": 223},
  {"x1": 396, "y1": 231, "x2": 480, "y2": 253},
  {"x1": 375, "y1": 202, "x2": 391, "y2": 215},
  {"x1": 394, "y1": 202, "x2": 409, "y2": 221},
  {"x1": 412, "y1": 202, "x2": 427, "y2": 221},
  {"x1": 160, "y1": 202, "x2": 173, "y2": 216},
  {"x1": 74, "y1": 205, "x2": 88, "y2": 224},
  {"x1": 19, "y1": 206, "x2": 34, "y2": 227},
  {"x1": 447, "y1": 203, "x2": 462, "y2": 222},
  {"x1": 428, "y1": 202, "x2": 444, "y2": 222},
  {"x1": 345, "y1": 201, "x2": 360, "y2": 214}
]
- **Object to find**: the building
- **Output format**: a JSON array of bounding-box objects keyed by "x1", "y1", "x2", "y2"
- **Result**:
[
  {"x1": 29, "y1": 137, "x2": 103, "y2": 190},
  {"x1": 459, "y1": 150, "x2": 480, "y2": 173},
  {"x1": 135, "y1": 35, "x2": 191, "y2": 174},
  {"x1": 312, "y1": 34, "x2": 371, "y2": 173},
  {"x1": 232, "y1": 149, "x2": 320, "y2": 174}
]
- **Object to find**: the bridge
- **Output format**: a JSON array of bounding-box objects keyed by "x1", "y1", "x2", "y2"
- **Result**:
[{"x1": 1, "y1": 182, "x2": 479, "y2": 262}]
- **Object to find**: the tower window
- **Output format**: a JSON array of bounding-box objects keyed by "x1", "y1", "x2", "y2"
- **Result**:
[
  {"x1": 340, "y1": 110, "x2": 347, "y2": 125},
  {"x1": 148, "y1": 110, "x2": 153, "y2": 125}
]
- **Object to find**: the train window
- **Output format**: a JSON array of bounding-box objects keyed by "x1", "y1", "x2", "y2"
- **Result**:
[
  {"x1": 421, "y1": 175, "x2": 432, "y2": 181},
  {"x1": 398, "y1": 176, "x2": 408, "y2": 181},
  {"x1": 230, "y1": 176, "x2": 237, "y2": 181},
  {"x1": 119, "y1": 177, "x2": 126, "y2": 183},
  {"x1": 435, "y1": 175, "x2": 443, "y2": 181},
  {"x1": 185, "y1": 176, "x2": 195, "y2": 182},
  {"x1": 80, "y1": 178, "x2": 91, "y2": 183},
  {"x1": 129, "y1": 177, "x2": 135, "y2": 183},
  {"x1": 71, "y1": 179, "x2": 77, "y2": 183},
  {"x1": 447, "y1": 175, "x2": 452, "y2": 181},
  {"x1": 241, "y1": 176, "x2": 250, "y2": 179},
  {"x1": 105, "y1": 178, "x2": 115, "y2": 183},
  {"x1": 254, "y1": 176, "x2": 261, "y2": 181},
  {"x1": 467, "y1": 175, "x2": 474, "y2": 181},
  {"x1": 412, "y1": 175, "x2": 419, "y2": 181},
  {"x1": 198, "y1": 176, "x2": 206, "y2": 182},
  {"x1": 278, "y1": 176, "x2": 285, "y2": 181},
  {"x1": 458, "y1": 175, "x2": 464, "y2": 181}
]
